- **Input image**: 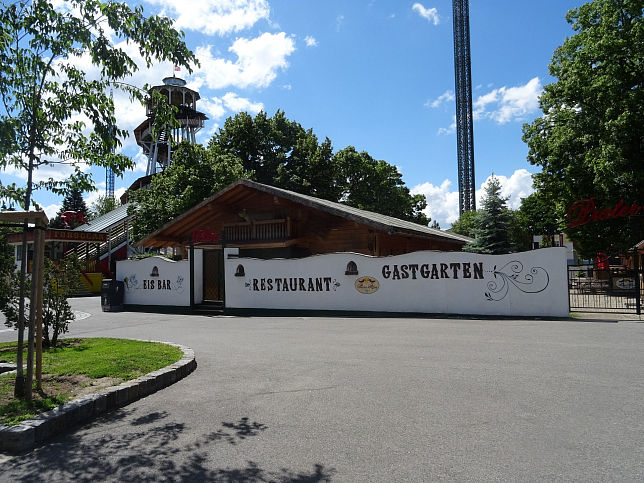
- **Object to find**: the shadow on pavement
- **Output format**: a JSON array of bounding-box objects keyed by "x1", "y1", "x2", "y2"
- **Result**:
[{"x1": 1, "y1": 408, "x2": 335, "y2": 482}]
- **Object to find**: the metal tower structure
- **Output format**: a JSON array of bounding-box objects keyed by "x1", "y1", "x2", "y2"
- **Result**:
[
  {"x1": 106, "y1": 89, "x2": 115, "y2": 199},
  {"x1": 106, "y1": 166, "x2": 114, "y2": 199},
  {"x1": 452, "y1": 0, "x2": 476, "y2": 214},
  {"x1": 133, "y1": 76, "x2": 207, "y2": 176}
]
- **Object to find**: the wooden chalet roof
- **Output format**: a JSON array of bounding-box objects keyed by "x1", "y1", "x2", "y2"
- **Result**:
[{"x1": 138, "y1": 179, "x2": 472, "y2": 247}]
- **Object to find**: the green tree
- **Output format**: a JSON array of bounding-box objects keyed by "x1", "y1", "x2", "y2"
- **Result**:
[
  {"x1": 522, "y1": 0, "x2": 644, "y2": 258},
  {"x1": 0, "y1": 0, "x2": 197, "y2": 208},
  {"x1": 49, "y1": 187, "x2": 90, "y2": 228},
  {"x1": 334, "y1": 146, "x2": 430, "y2": 225},
  {"x1": 514, "y1": 192, "x2": 563, "y2": 249},
  {"x1": 211, "y1": 110, "x2": 344, "y2": 201},
  {"x1": 448, "y1": 210, "x2": 480, "y2": 238},
  {"x1": 132, "y1": 111, "x2": 432, "y2": 242},
  {"x1": 211, "y1": 111, "x2": 430, "y2": 225},
  {"x1": 464, "y1": 176, "x2": 515, "y2": 254},
  {"x1": 2, "y1": 256, "x2": 82, "y2": 348},
  {"x1": 0, "y1": 0, "x2": 196, "y2": 398},
  {"x1": 89, "y1": 195, "x2": 119, "y2": 220},
  {"x1": 41, "y1": 257, "x2": 82, "y2": 348},
  {"x1": 129, "y1": 142, "x2": 247, "y2": 243},
  {"x1": 0, "y1": 227, "x2": 18, "y2": 320}
]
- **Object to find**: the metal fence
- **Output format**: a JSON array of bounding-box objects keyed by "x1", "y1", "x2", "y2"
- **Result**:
[{"x1": 568, "y1": 265, "x2": 642, "y2": 314}]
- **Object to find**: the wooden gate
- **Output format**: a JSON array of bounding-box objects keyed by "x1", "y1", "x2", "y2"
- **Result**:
[{"x1": 202, "y1": 249, "x2": 224, "y2": 301}]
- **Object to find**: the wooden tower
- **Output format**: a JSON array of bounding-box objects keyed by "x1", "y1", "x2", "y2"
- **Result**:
[{"x1": 133, "y1": 76, "x2": 208, "y2": 176}]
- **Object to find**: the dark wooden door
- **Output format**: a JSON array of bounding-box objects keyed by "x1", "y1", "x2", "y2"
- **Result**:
[{"x1": 203, "y1": 250, "x2": 223, "y2": 301}]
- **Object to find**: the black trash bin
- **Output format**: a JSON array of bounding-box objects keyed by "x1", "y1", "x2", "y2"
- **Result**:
[{"x1": 101, "y1": 279, "x2": 124, "y2": 312}]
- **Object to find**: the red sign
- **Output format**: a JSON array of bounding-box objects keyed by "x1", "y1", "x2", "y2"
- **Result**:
[
  {"x1": 191, "y1": 228, "x2": 219, "y2": 244},
  {"x1": 567, "y1": 198, "x2": 642, "y2": 228}
]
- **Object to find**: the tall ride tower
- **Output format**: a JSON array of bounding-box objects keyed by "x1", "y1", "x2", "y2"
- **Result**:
[
  {"x1": 106, "y1": 89, "x2": 115, "y2": 199},
  {"x1": 133, "y1": 76, "x2": 207, "y2": 176},
  {"x1": 452, "y1": 0, "x2": 476, "y2": 214}
]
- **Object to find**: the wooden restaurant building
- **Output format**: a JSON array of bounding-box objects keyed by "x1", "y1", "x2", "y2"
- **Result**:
[
  {"x1": 118, "y1": 179, "x2": 570, "y2": 317},
  {"x1": 121, "y1": 179, "x2": 471, "y2": 311}
]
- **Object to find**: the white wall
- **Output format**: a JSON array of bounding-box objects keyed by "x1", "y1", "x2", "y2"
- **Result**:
[
  {"x1": 225, "y1": 248, "x2": 569, "y2": 317},
  {"x1": 117, "y1": 256, "x2": 191, "y2": 306}
]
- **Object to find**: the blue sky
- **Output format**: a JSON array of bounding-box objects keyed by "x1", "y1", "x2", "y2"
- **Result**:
[{"x1": 3, "y1": 0, "x2": 585, "y2": 228}]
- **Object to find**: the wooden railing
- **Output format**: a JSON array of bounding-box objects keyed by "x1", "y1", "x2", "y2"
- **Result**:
[{"x1": 223, "y1": 218, "x2": 291, "y2": 243}]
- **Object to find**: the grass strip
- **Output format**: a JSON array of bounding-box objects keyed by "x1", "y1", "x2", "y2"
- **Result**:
[{"x1": 0, "y1": 338, "x2": 183, "y2": 425}]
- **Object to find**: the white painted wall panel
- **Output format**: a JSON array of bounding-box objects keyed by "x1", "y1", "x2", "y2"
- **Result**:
[
  {"x1": 117, "y1": 256, "x2": 191, "y2": 306},
  {"x1": 225, "y1": 248, "x2": 569, "y2": 317}
]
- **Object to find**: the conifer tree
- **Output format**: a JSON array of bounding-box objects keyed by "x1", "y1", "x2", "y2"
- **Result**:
[
  {"x1": 465, "y1": 176, "x2": 515, "y2": 254},
  {"x1": 49, "y1": 187, "x2": 90, "y2": 228}
]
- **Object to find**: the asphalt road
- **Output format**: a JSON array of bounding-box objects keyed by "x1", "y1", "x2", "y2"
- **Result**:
[{"x1": 0, "y1": 298, "x2": 643, "y2": 482}]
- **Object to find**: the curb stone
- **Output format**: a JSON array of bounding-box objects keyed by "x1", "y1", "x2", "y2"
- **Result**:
[{"x1": 0, "y1": 341, "x2": 196, "y2": 454}]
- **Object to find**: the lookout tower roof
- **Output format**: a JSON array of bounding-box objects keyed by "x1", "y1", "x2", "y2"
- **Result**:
[{"x1": 162, "y1": 76, "x2": 186, "y2": 87}]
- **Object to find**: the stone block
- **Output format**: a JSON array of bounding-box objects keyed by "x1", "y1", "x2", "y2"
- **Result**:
[
  {"x1": 93, "y1": 394, "x2": 107, "y2": 416},
  {"x1": 103, "y1": 387, "x2": 119, "y2": 411},
  {"x1": 115, "y1": 385, "x2": 130, "y2": 407},
  {"x1": 25, "y1": 416, "x2": 51, "y2": 444},
  {"x1": 0, "y1": 424, "x2": 35, "y2": 453}
]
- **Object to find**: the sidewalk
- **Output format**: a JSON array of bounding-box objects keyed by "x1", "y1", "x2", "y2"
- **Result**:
[{"x1": 571, "y1": 311, "x2": 643, "y2": 322}]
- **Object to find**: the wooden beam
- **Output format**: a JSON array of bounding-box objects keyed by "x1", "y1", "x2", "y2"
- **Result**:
[{"x1": 0, "y1": 210, "x2": 48, "y2": 226}]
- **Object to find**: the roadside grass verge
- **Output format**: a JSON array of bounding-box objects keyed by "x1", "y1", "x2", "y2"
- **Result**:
[{"x1": 0, "y1": 338, "x2": 183, "y2": 425}]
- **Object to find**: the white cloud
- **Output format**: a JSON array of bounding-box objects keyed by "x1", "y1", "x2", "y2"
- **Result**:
[
  {"x1": 43, "y1": 203, "x2": 61, "y2": 220},
  {"x1": 199, "y1": 97, "x2": 227, "y2": 121},
  {"x1": 84, "y1": 187, "x2": 127, "y2": 211},
  {"x1": 484, "y1": 169, "x2": 535, "y2": 210},
  {"x1": 144, "y1": 0, "x2": 270, "y2": 36},
  {"x1": 195, "y1": 32, "x2": 295, "y2": 89},
  {"x1": 411, "y1": 169, "x2": 535, "y2": 228},
  {"x1": 46, "y1": 3, "x2": 282, "y2": 148},
  {"x1": 202, "y1": 122, "x2": 221, "y2": 141},
  {"x1": 437, "y1": 115, "x2": 456, "y2": 135},
  {"x1": 304, "y1": 35, "x2": 318, "y2": 47},
  {"x1": 84, "y1": 189, "x2": 105, "y2": 209},
  {"x1": 3, "y1": 161, "x2": 87, "y2": 186},
  {"x1": 199, "y1": 93, "x2": 263, "y2": 122},
  {"x1": 222, "y1": 92, "x2": 263, "y2": 113},
  {"x1": 474, "y1": 77, "x2": 542, "y2": 124},
  {"x1": 426, "y1": 90, "x2": 454, "y2": 109},
  {"x1": 412, "y1": 3, "x2": 439, "y2": 25},
  {"x1": 132, "y1": 149, "x2": 149, "y2": 174},
  {"x1": 412, "y1": 178, "x2": 460, "y2": 227},
  {"x1": 336, "y1": 14, "x2": 345, "y2": 31}
]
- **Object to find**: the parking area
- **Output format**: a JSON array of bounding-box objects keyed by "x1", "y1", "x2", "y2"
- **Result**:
[{"x1": 0, "y1": 297, "x2": 643, "y2": 482}]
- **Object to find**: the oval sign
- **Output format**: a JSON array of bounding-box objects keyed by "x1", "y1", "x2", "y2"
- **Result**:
[
  {"x1": 615, "y1": 277, "x2": 635, "y2": 290},
  {"x1": 355, "y1": 276, "x2": 379, "y2": 294}
]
